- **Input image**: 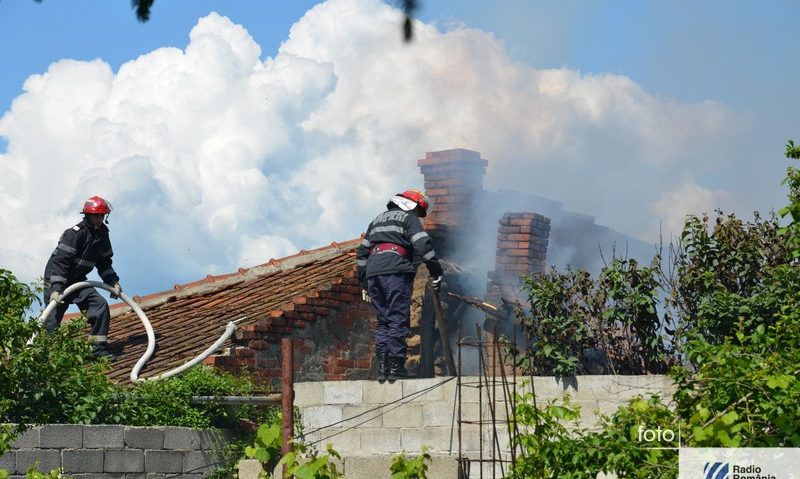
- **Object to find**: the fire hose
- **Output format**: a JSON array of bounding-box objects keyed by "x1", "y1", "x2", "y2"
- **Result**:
[{"x1": 36, "y1": 281, "x2": 243, "y2": 383}]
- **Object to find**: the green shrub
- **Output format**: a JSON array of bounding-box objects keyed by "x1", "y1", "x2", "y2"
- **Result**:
[
  {"x1": 0, "y1": 269, "x2": 118, "y2": 434},
  {"x1": 107, "y1": 365, "x2": 256, "y2": 428},
  {"x1": 390, "y1": 447, "x2": 432, "y2": 479},
  {"x1": 509, "y1": 388, "x2": 678, "y2": 479},
  {"x1": 520, "y1": 256, "x2": 670, "y2": 376},
  {"x1": 509, "y1": 140, "x2": 800, "y2": 477},
  {"x1": 242, "y1": 414, "x2": 343, "y2": 479}
]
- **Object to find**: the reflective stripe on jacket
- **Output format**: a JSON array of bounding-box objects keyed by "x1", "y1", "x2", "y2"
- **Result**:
[{"x1": 356, "y1": 206, "x2": 443, "y2": 287}]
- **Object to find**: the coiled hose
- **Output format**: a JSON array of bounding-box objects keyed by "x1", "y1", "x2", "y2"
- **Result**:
[{"x1": 37, "y1": 281, "x2": 243, "y2": 382}]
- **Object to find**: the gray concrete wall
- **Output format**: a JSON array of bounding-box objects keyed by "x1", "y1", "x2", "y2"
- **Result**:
[
  {"x1": 292, "y1": 375, "x2": 674, "y2": 479},
  {"x1": 3, "y1": 375, "x2": 674, "y2": 479},
  {"x1": 1, "y1": 425, "x2": 228, "y2": 478}
]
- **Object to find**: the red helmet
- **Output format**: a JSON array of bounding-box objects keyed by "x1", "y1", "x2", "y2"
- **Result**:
[
  {"x1": 398, "y1": 189, "x2": 430, "y2": 217},
  {"x1": 82, "y1": 196, "x2": 113, "y2": 214}
]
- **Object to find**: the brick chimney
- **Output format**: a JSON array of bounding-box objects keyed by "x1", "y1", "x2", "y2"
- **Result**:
[
  {"x1": 486, "y1": 212, "x2": 551, "y2": 305},
  {"x1": 417, "y1": 148, "x2": 488, "y2": 259}
]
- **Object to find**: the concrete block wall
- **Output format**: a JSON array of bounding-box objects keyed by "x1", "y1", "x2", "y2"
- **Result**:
[
  {"x1": 0, "y1": 425, "x2": 227, "y2": 478},
  {"x1": 292, "y1": 375, "x2": 675, "y2": 479}
]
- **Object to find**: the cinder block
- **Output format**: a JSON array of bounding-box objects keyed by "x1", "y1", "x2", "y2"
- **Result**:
[
  {"x1": 15, "y1": 449, "x2": 61, "y2": 474},
  {"x1": 423, "y1": 402, "x2": 457, "y2": 427},
  {"x1": 431, "y1": 424, "x2": 473, "y2": 454},
  {"x1": 62, "y1": 449, "x2": 104, "y2": 473},
  {"x1": 0, "y1": 451, "x2": 15, "y2": 471},
  {"x1": 294, "y1": 380, "x2": 324, "y2": 407},
  {"x1": 455, "y1": 380, "x2": 484, "y2": 404},
  {"x1": 163, "y1": 427, "x2": 202, "y2": 450},
  {"x1": 83, "y1": 425, "x2": 124, "y2": 448},
  {"x1": 199, "y1": 428, "x2": 232, "y2": 450},
  {"x1": 238, "y1": 458, "x2": 264, "y2": 479},
  {"x1": 9, "y1": 427, "x2": 39, "y2": 449},
  {"x1": 82, "y1": 474, "x2": 125, "y2": 479},
  {"x1": 323, "y1": 381, "x2": 363, "y2": 404},
  {"x1": 401, "y1": 378, "x2": 457, "y2": 403},
  {"x1": 301, "y1": 405, "x2": 343, "y2": 430},
  {"x1": 343, "y1": 454, "x2": 459, "y2": 479},
  {"x1": 400, "y1": 428, "x2": 423, "y2": 452},
  {"x1": 317, "y1": 427, "x2": 360, "y2": 452},
  {"x1": 295, "y1": 430, "x2": 320, "y2": 444},
  {"x1": 145, "y1": 450, "x2": 184, "y2": 473},
  {"x1": 342, "y1": 405, "x2": 382, "y2": 428},
  {"x1": 362, "y1": 381, "x2": 403, "y2": 404},
  {"x1": 526, "y1": 376, "x2": 577, "y2": 400},
  {"x1": 104, "y1": 449, "x2": 145, "y2": 473},
  {"x1": 383, "y1": 404, "x2": 422, "y2": 428},
  {"x1": 357, "y1": 428, "x2": 400, "y2": 454},
  {"x1": 39, "y1": 424, "x2": 83, "y2": 449},
  {"x1": 182, "y1": 450, "x2": 223, "y2": 474},
  {"x1": 125, "y1": 427, "x2": 165, "y2": 449}
]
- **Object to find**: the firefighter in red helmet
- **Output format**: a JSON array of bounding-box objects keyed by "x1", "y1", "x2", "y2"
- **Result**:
[
  {"x1": 356, "y1": 189, "x2": 443, "y2": 383},
  {"x1": 42, "y1": 196, "x2": 123, "y2": 360}
]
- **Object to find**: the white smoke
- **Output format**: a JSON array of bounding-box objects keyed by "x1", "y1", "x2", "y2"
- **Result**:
[{"x1": 0, "y1": 0, "x2": 750, "y2": 295}]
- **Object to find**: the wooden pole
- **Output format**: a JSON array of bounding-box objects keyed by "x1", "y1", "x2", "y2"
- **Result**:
[
  {"x1": 282, "y1": 337, "x2": 294, "y2": 478},
  {"x1": 430, "y1": 283, "x2": 457, "y2": 376}
]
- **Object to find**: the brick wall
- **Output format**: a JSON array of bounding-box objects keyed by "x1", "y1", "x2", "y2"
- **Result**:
[
  {"x1": 0, "y1": 424, "x2": 227, "y2": 478},
  {"x1": 204, "y1": 274, "x2": 375, "y2": 385},
  {"x1": 486, "y1": 212, "x2": 551, "y2": 305},
  {"x1": 417, "y1": 148, "x2": 488, "y2": 259}
]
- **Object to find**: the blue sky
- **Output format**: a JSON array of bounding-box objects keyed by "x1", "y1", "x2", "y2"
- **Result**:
[
  {"x1": 3, "y1": 1, "x2": 795, "y2": 122},
  {"x1": 0, "y1": 0, "x2": 798, "y2": 297}
]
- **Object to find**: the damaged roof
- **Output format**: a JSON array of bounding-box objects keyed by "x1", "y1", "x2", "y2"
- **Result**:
[{"x1": 90, "y1": 239, "x2": 361, "y2": 384}]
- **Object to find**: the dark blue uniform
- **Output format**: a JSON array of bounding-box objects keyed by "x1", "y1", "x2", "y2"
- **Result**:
[
  {"x1": 356, "y1": 206, "x2": 443, "y2": 362},
  {"x1": 42, "y1": 219, "x2": 119, "y2": 348}
]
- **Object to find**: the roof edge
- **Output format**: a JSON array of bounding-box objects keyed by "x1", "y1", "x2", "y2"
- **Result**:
[{"x1": 99, "y1": 238, "x2": 361, "y2": 316}]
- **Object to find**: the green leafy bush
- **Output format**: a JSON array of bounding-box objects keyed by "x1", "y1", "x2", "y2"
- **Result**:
[
  {"x1": 509, "y1": 390, "x2": 678, "y2": 479},
  {"x1": 108, "y1": 365, "x2": 255, "y2": 428},
  {"x1": 242, "y1": 414, "x2": 343, "y2": 479},
  {"x1": 0, "y1": 269, "x2": 118, "y2": 432},
  {"x1": 390, "y1": 447, "x2": 432, "y2": 479},
  {"x1": 509, "y1": 140, "x2": 800, "y2": 477},
  {"x1": 520, "y1": 257, "x2": 670, "y2": 376}
]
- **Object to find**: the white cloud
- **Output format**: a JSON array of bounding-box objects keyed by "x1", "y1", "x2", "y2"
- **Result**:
[
  {"x1": 648, "y1": 181, "x2": 736, "y2": 242},
  {"x1": 237, "y1": 234, "x2": 299, "y2": 268},
  {"x1": 0, "y1": 0, "x2": 752, "y2": 295}
]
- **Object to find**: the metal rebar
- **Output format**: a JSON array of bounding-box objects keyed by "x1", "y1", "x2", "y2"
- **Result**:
[
  {"x1": 512, "y1": 318, "x2": 518, "y2": 465},
  {"x1": 457, "y1": 320, "x2": 465, "y2": 479},
  {"x1": 476, "y1": 325, "x2": 504, "y2": 479},
  {"x1": 492, "y1": 323, "x2": 497, "y2": 479},
  {"x1": 498, "y1": 337, "x2": 517, "y2": 467},
  {"x1": 477, "y1": 324, "x2": 483, "y2": 479},
  {"x1": 282, "y1": 337, "x2": 294, "y2": 479},
  {"x1": 189, "y1": 395, "x2": 281, "y2": 405}
]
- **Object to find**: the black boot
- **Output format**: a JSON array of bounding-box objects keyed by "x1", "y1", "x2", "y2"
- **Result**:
[
  {"x1": 377, "y1": 352, "x2": 389, "y2": 384},
  {"x1": 387, "y1": 356, "x2": 410, "y2": 384},
  {"x1": 91, "y1": 342, "x2": 118, "y2": 361}
]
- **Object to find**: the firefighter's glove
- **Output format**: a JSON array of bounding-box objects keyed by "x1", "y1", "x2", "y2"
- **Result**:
[
  {"x1": 431, "y1": 276, "x2": 443, "y2": 292},
  {"x1": 49, "y1": 291, "x2": 62, "y2": 304},
  {"x1": 361, "y1": 289, "x2": 371, "y2": 304},
  {"x1": 110, "y1": 283, "x2": 122, "y2": 299}
]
